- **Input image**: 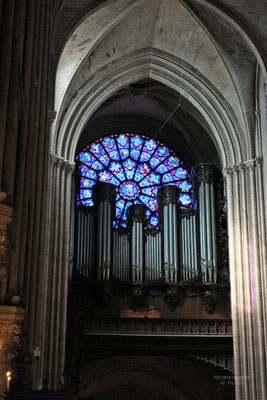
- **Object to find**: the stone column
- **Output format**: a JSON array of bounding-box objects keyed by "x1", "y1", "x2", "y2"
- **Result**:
[
  {"x1": 224, "y1": 158, "x2": 267, "y2": 400},
  {"x1": 33, "y1": 155, "x2": 75, "y2": 390},
  {"x1": 157, "y1": 186, "x2": 180, "y2": 283},
  {"x1": 94, "y1": 183, "x2": 115, "y2": 281},
  {"x1": 129, "y1": 205, "x2": 146, "y2": 283},
  {"x1": 194, "y1": 164, "x2": 217, "y2": 283}
]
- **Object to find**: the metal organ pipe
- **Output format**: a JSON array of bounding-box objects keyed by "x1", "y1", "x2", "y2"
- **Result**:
[
  {"x1": 194, "y1": 164, "x2": 217, "y2": 283},
  {"x1": 158, "y1": 186, "x2": 180, "y2": 283},
  {"x1": 94, "y1": 182, "x2": 115, "y2": 281},
  {"x1": 129, "y1": 205, "x2": 145, "y2": 283}
]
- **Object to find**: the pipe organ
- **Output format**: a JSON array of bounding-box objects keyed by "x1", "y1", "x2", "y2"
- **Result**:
[{"x1": 75, "y1": 164, "x2": 220, "y2": 284}]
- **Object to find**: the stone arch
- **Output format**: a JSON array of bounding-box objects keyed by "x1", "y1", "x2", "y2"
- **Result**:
[{"x1": 53, "y1": 49, "x2": 246, "y2": 168}]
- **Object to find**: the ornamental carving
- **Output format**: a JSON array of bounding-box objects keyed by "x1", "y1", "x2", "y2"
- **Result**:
[
  {"x1": 201, "y1": 290, "x2": 217, "y2": 314},
  {"x1": 0, "y1": 322, "x2": 22, "y2": 363},
  {"x1": 157, "y1": 185, "x2": 180, "y2": 207},
  {"x1": 163, "y1": 286, "x2": 180, "y2": 311},
  {"x1": 194, "y1": 164, "x2": 217, "y2": 184},
  {"x1": 128, "y1": 204, "x2": 146, "y2": 223}
]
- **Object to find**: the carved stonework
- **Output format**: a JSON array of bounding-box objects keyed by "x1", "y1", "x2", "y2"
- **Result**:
[
  {"x1": 163, "y1": 286, "x2": 180, "y2": 311},
  {"x1": 157, "y1": 185, "x2": 180, "y2": 207},
  {"x1": 201, "y1": 290, "x2": 217, "y2": 314},
  {"x1": 194, "y1": 163, "x2": 217, "y2": 184},
  {"x1": 0, "y1": 322, "x2": 22, "y2": 363},
  {"x1": 131, "y1": 285, "x2": 145, "y2": 308},
  {"x1": 128, "y1": 204, "x2": 146, "y2": 223}
]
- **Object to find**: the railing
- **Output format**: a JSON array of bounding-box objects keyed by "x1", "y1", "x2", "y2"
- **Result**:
[{"x1": 84, "y1": 317, "x2": 232, "y2": 337}]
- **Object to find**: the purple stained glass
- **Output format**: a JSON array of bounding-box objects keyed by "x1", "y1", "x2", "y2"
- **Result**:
[
  {"x1": 179, "y1": 193, "x2": 192, "y2": 206},
  {"x1": 150, "y1": 216, "x2": 158, "y2": 226},
  {"x1": 80, "y1": 152, "x2": 93, "y2": 165},
  {"x1": 80, "y1": 189, "x2": 92, "y2": 199},
  {"x1": 155, "y1": 163, "x2": 168, "y2": 174},
  {"x1": 140, "y1": 152, "x2": 150, "y2": 162},
  {"x1": 119, "y1": 181, "x2": 140, "y2": 200},
  {"x1": 117, "y1": 134, "x2": 129, "y2": 147},
  {"x1": 80, "y1": 178, "x2": 95, "y2": 188},
  {"x1": 81, "y1": 199, "x2": 94, "y2": 207},
  {"x1": 179, "y1": 181, "x2": 192, "y2": 192},
  {"x1": 80, "y1": 165, "x2": 97, "y2": 180},
  {"x1": 77, "y1": 133, "x2": 193, "y2": 227},
  {"x1": 144, "y1": 139, "x2": 157, "y2": 152}
]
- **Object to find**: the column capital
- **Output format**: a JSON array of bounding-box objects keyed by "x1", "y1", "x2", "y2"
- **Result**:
[
  {"x1": 157, "y1": 185, "x2": 180, "y2": 207},
  {"x1": 128, "y1": 204, "x2": 146, "y2": 223},
  {"x1": 193, "y1": 163, "x2": 217, "y2": 184}
]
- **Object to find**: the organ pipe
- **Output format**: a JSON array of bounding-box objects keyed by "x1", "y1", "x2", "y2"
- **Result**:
[
  {"x1": 93, "y1": 182, "x2": 115, "y2": 280},
  {"x1": 194, "y1": 164, "x2": 217, "y2": 283},
  {"x1": 145, "y1": 229, "x2": 162, "y2": 281},
  {"x1": 113, "y1": 229, "x2": 129, "y2": 280},
  {"x1": 129, "y1": 204, "x2": 146, "y2": 283},
  {"x1": 158, "y1": 186, "x2": 180, "y2": 283},
  {"x1": 180, "y1": 211, "x2": 198, "y2": 281}
]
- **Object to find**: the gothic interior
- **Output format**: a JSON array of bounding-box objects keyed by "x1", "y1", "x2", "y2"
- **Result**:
[{"x1": 0, "y1": 1, "x2": 267, "y2": 400}]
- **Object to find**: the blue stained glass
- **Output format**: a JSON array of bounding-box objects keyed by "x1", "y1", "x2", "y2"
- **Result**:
[
  {"x1": 91, "y1": 160, "x2": 105, "y2": 171},
  {"x1": 99, "y1": 171, "x2": 119, "y2": 185},
  {"x1": 140, "y1": 152, "x2": 150, "y2": 162},
  {"x1": 113, "y1": 221, "x2": 119, "y2": 228},
  {"x1": 80, "y1": 178, "x2": 95, "y2": 188},
  {"x1": 131, "y1": 149, "x2": 141, "y2": 160},
  {"x1": 155, "y1": 163, "x2": 168, "y2": 174},
  {"x1": 167, "y1": 156, "x2": 180, "y2": 168},
  {"x1": 131, "y1": 135, "x2": 143, "y2": 148},
  {"x1": 81, "y1": 199, "x2": 94, "y2": 207},
  {"x1": 119, "y1": 181, "x2": 140, "y2": 200},
  {"x1": 150, "y1": 216, "x2": 158, "y2": 226},
  {"x1": 98, "y1": 154, "x2": 110, "y2": 166},
  {"x1": 78, "y1": 133, "x2": 193, "y2": 228},
  {"x1": 142, "y1": 186, "x2": 158, "y2": 197},
  {"x1": 173, "y1": 168, "x2": 187, "y2": 179},
  {"x1": 148, "y1": 199, "x2": 158, "y2": 211},
  {"x1": 158, "y1": 147, "x2": 169, "y2": 157},
  {"x1": 144, "y1": 139, "x2": 157, "y2": 152},
  {"x1": 110, "y1": 161, "x2": 123, "y2": 174},
  {"x1": 117, "y1": 134, "x2": 129, "y2": 147},
  {"x1": 90, "y1": 143, "x2": 102, "y2": 154},
  {"x1": 103, "y1": 137, "x2": 116, "y2": 150},
  {"x1": 140, "y1": 195, "x2": 151, "y2": 206},
  {"x1": 116, "y1": 171, "x2": 126, "y2": 181},
  {"x1": 80, "y1": 152, "x2": 93, "y2": 165},
  {"x1": 179, "y1": 181, "x2": 192, "y2": 192},
  {"x1": 109, "y1": 150, "x2": 120, "y2": 160},
  {"x1": 120, "y1": 149, "x2": 129, "y2": 160},
  {"x1": 116, "y1": 203, "x2": 124, "y2": 218},
  {"x1": 145, "y1": 209, "x2": 151, "y2": 218},
  {"x1": 162, "y1": 173, "x2": 174, "y2": 183},
  {"x1": 80, "y1": 165, "x2": 97, "y2": 180},
  {"x1": 124, "y1": 158, "x2": 136, "y2": 170},
  {"x1": 147, "y1": 173, "x2": 161, "y2": 185},
  {"x1": 179, "y1": 194, "x2": 192, "y2": 206},
  {"x1": 80, "y1": 189, "x2": 92, "y2": 199}
]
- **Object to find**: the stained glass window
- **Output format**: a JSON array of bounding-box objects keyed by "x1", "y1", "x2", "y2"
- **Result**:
[{"x1": 77, "y1": 133, "x2": 193, "y2": 228}]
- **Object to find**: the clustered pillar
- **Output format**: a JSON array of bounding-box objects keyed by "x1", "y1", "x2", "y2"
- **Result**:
[
  {"x1": 94, "y1": 183, "x2": 115, "y2": 280},
  {"x1": 195, "y1": 164, "x2": 217, "y2": 283},
  {"x1": 158, "y1": 186, "x2": 180, "y2": 283},
  {"x1": 129, "y1": 205, "x2": 146, "y2": 283}
]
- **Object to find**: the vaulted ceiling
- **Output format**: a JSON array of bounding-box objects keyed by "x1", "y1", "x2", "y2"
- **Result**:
[{"x1": 51, "y1": 0, "x2": 267, "y2": 169}]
